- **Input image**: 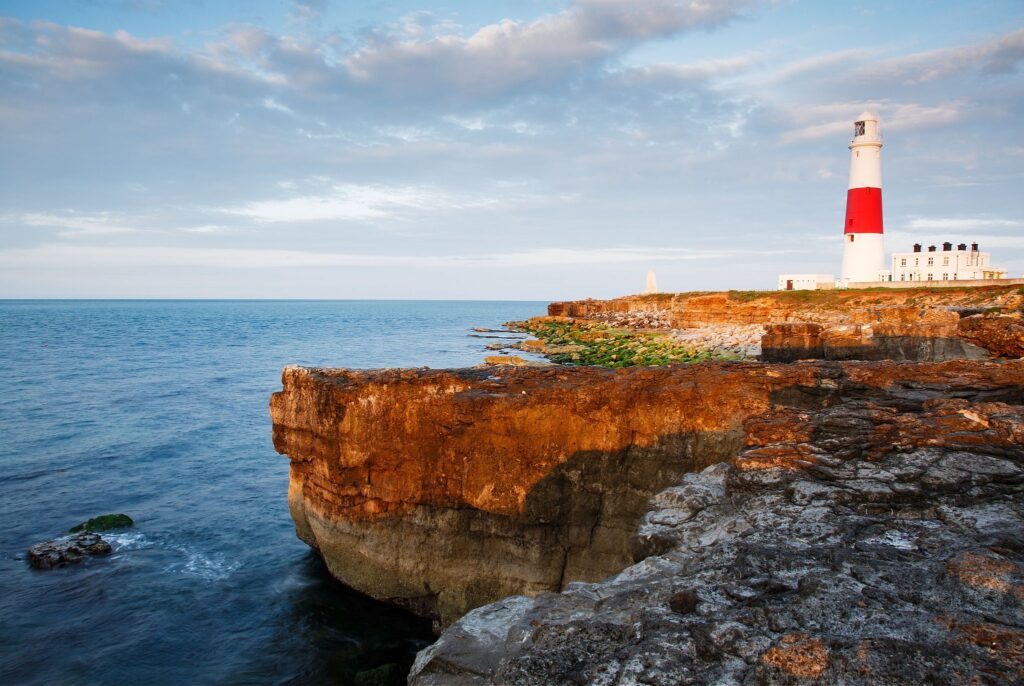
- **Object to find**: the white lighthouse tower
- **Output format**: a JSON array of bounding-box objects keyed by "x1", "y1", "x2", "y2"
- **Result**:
[{"x1": 840, "y1": 111, "x2": 885, "y2": 284}]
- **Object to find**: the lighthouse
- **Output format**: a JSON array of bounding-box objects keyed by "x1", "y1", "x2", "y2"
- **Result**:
[{"x1": 840, "y1": 111, "x2": 885, "y2": 284}]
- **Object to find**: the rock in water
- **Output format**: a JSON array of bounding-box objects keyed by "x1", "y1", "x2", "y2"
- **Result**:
[
  {"x1": 69, "y1": 513, "x2": 133, "y2": 533},
  {"x1": 27, "y1": 532, "x2": 112, "y2": 569}
]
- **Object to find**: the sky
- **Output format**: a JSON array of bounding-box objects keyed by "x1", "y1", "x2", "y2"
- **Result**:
[{"x1": 1, "y1": 0, "x2": 1022, "y2": 299}]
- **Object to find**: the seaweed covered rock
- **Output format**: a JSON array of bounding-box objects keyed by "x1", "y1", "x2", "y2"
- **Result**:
[{"x1": 69, "y1": 513, "x2": 134, "y2": 533}]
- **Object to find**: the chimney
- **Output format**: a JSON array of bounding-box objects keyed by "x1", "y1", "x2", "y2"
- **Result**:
[
  {"x1": 957, "y1": 243, "x2": 967, "y2": 251},
  {"x1": 943, "y1": 242, "x2": 952, "y2": 251},
  {"x1": 971, "y1": 243, "x2": 979, "y2": 252},
  {"x1": 928, "y1": 245, "x2": 937, "y2": 252},
  {"x1": 913, "y1": 243, "x2": 922, "y2": 253}
]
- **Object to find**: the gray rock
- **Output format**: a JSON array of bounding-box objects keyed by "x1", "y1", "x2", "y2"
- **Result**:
[
  {"x1": 412, "y1": 392, "x2": 1024, "y2": 685},
  {"x1": 27, "y1": 532, "x2": 112, "y2": 569}
]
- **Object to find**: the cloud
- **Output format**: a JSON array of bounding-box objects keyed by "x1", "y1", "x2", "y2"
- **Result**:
[
  {"x1": 0, "y1": 243, "x2": 799, "y2": 271},
  {"x1": 8, "y1": 212, "x2": 237, "y2": 237},
  {"x1": 217, "y1": 183, "x2": 502, "y2": 223},
  {"x1": 778, "y1": 101, "x2": 967, "y2": 144},
  {"x1": 610, "y1": 54, "x2": 759, "y2": 87},
  {"x1": 290, "y1": 0, "x2": 326, "y2": 23},
  {"x1": 904, "y1": 217, "x2": 1022, "y2": 232},
  {"x1": 17, "y1": 211, "x2": 146, "y2": 237},
  {"x1": 757, "y1": 49, "x2": 874, "y2": 86},
  {"x1": 850, "y1": 27, "x2": 1024, "y2": 85},
  {"x1": 262, "y1": 97, "x2": 295, "y2": 115},
  {"x1": 342, "y1": 0, "x2": 755, "y2": 99}
]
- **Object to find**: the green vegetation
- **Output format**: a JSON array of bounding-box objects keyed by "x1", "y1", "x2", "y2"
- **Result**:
[
  {"x1": 726, "y1": 290, "x2": 765, "y2": 302},
  {"x1": 69, "y1": 513, "x2": 134, "y2": 533},
  {"x1": 512, "y1": 319, "x2": 731, "y2": 368}
]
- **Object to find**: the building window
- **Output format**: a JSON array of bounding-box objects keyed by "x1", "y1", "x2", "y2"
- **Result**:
[
  {"x1": 900, "y1": 274, "x2": 905, "y2": 281},
  {"x1": 953, "y1": 274, "x2": 957, "y2": 280},
  {"x1": 943, "y1": 256, "x2": 950, "y2": 266},
  {"x1": 927, "y1": 274, "x2": 933, "y2": 281},
  {"x1": 900, "y1": 258, "x2": 906, "y2": 266},
  {"x1": 943, "y1": 273, "x2": 949, "y2": 280},
  {"x1": 914, "y1": 258, "x2": 919, "y2": 266},
  {"x1": 848, "y1": 235, "x2": 854, "y2": 242},
  {"x1": 927, "y1": 257, "x2": 934, "y2": 266}
]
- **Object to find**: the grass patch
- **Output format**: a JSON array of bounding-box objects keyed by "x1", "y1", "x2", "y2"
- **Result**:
[
  {"x1": 727, "y1": 290, "x2": 765, "y2": 303},
  {"x1": 510, "y1": 319, "x2": 729, "y2": 367}
]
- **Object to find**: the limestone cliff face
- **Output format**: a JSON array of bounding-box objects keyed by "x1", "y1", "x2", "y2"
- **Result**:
[
  {"x1": 410, "y1": 359, "x2": 1024, "y2": 685},
  {"x1": 271, "y1": 360, "x2": 1024, "y2": 627}
]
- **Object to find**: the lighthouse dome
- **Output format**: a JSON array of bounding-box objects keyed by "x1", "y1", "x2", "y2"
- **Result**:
[{"x1": 857, "y1": 110, "x2": 878, "y2": 122}]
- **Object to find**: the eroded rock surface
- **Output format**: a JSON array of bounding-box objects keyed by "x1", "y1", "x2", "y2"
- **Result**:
[
  {"x1": 959, "y1": 314, "x2": 1024, "y2": 359},
  {"x1": 27, "y1": 532, "x2": 112, "y2": 569},
  {"x1": 410, "y1": 365, "x2": 1024, "y2": 685}
]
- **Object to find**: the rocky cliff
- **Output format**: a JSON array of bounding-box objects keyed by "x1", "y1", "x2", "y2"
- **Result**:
[
  {"x1": 271, "y1": 360, "x2": 1024, "y2": 639},
  {"x1": 545, "y1": 287, "x2": 1024, "y2": 362},
  {"x1": 410, "y1": 360, "x2": 1024, "y2": 685}
]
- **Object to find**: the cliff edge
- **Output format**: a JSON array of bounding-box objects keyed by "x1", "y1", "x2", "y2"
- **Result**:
[{"x1": 271, "y1": 360, "x2": 1024, "y2": 639}]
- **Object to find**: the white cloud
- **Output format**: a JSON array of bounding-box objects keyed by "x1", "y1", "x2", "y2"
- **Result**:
[
  {"x1": 217, "y1": 183, "x2": 499, "y2": 223},
  {"x1": 904, "y1": 217, "x2": 1022, "y2": 232},
  {"x1": 613, "y1": 54, "x2": 759, "y2": 87},
  {"x1": 778, "y1": 102, "x2": 967, "y2": 144},
  {"x1": 756, "y1": 49, "x2": 875, "y2": 86},
  {"x1": 16, "y1": 212, "x2": 145, "y2": 237},
  {"x1": 9, "y1": 212, "x2": 239, "y2": 237},
  {"x1": 850, "y1": 27, "x2": 1024, "y2": 85},
  {"x1": 0, "y1": 243, "x2": 799, "y2": 271},
  {"x1": 343, "y1": 0, "x2": 755, "y2": 96},
  {"x1": 262, "y1": 97, "x2": 295, "y2": 115}
]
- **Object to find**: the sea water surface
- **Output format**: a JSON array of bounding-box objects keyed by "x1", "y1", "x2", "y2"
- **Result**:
[{"x1": 0, "y1": 300, "x2": 545, "y2": 685}]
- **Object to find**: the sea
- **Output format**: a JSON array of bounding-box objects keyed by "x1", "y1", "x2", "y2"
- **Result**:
[{"x1": 0, "y1": 300, "x2": 546, "y2": 685}]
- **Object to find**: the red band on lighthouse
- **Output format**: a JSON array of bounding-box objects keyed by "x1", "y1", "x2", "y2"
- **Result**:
[{"x1": 844, "y1": 187, "x2": 883, "y2": 234}]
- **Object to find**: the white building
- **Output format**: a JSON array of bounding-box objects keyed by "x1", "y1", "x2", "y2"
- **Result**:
[
  {"x1": 777, "y1": 274, "x2": 836, "y2": 291},
  {"x1": 890, "y1": 242, "x2": 1007, "y2": 283}
]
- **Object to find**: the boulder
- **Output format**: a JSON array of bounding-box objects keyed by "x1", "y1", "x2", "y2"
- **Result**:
[
  {"x1": 959, "y1": 314, "x2": 1024, "y2": 358},
  {"x1": 27, "y1": 532, "x2": 112, "y2": 570}
]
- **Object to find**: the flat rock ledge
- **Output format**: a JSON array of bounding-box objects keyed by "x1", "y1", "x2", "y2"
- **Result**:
[{"x1": 411, "y1": 388, "x2": 1024, "y2": 685}]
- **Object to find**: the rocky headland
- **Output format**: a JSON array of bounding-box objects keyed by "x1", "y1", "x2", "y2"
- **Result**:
[
  {"x1": 269, "y1": 286, "x2": 1024, "y2": 684},
  {"x1": 538, "y1": 285, "x2": 1024, "y2": 364}
]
